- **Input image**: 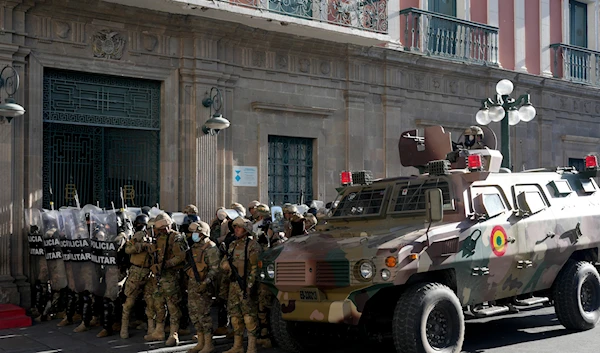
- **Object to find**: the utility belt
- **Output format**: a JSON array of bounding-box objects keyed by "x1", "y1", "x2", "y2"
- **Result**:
[{"x1": 130, "y1": 263, "x2": 151, "y2": 270}]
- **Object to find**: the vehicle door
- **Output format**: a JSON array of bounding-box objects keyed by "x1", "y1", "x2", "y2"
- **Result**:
[
  {"x1": 458, "y1": 185, "x2": 516, "y2": 305},
  {"x1": 511, "y1": 184, "x2": 557, "y2": 296}
]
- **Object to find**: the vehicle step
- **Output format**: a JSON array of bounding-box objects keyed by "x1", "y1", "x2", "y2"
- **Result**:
[
  {"x1": 472, "y1": 305, "x2": 510, "y2": 317},
  {"x1": 514, "y1": 297, "x2": 549, "y2": 306}
]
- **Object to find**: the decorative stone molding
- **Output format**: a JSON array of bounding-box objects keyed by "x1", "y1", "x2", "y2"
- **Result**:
[
  {"x1": 382, "y1": 95, "x2": 405, "y2": 108},
  {"x1": 561, "y1": 135, "x2": 600, "y2": 145},
  {"x1": 344, "y1": 90, "x2": 369, "y2": 103},
  {"x1": 92, "y1": 29, "x2": 125, "y2": 60},
  {"x1": 251, "y1": 101, "x2": 335, "y2": 118},
  {"x1": 415, "y1": 119, "x2": 468, "y2": 131}
]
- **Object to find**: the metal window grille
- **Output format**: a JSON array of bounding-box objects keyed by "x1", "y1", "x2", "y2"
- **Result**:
[
  {"x1": 392, "y1": 179, "x2": 451, "y2": 213},
  {"x1": 268, "y1": 136, "x2": 314, "y2": 206}
]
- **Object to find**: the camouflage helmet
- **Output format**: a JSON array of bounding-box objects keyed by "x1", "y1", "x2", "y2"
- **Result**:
[
  {"x1": 247, "y1": 200, "x2": 261, "y2": 209},
  {"x1": 304, "y1": 213, "x2": 317, "y2": 227},
  {"x1": 290, "y1": 213, "x2": 305, "y2": 222},
  {"x1": 184, "y1": 204, "x2": 198, "y2": 215},
  {"x1": 189, "y1": 221, "x2": 210, "y2": 237},
  {"x1": 154, "y1": 212, "x2": 172, "y2": 230},
  {"x1": 232, "y1": 217, "x2": 252, "y2": 233},
  {"x1": 465, "y1": 126, "x2": 484, "y2": 137},
  {"x1": 283, "y1": 204, "x2": 298, "y2": 214},
  {"x1": 256, "y1": 204, "x2": 270, "y2": 217},
  {"x1": 148, "y1": 217, "x2": 156, "y2": 229},
  {"x1": 230, "y1": 203, "x2": 247, "y2": 217}
]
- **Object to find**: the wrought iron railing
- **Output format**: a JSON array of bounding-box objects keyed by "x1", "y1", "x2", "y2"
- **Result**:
[
  {"x1": 221, "y1": 0, "x2": 388, "y2": 33},
  {"x1": 399, "y1": 7, "x2": 499, "y2": 65},
  {"x1": 550, "y1": 43, "x2": 600, "y2": 86}
]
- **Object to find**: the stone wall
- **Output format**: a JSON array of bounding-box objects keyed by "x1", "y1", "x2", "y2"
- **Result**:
[{"x1": 0, "y1": 0, "x2": 599, "y2": 305}]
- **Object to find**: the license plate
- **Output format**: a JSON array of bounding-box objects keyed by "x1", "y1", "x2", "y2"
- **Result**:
[{"x1": 299, "y1": 288, "x2": 320, "y2": 301}]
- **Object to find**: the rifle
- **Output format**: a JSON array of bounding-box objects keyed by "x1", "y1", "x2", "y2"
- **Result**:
[
  {"x1": 184, "y1": 243, "x2": 202, "y2": 284},
  {"x1": 119, "y1": 187, "x2": 126, "y2": 210},
  {"x1": 226, "y1": 237, "x2": 250, "y2": 299},
  {"x1": 156, "y1": 232, "x2": 170, "y2": 289},
  {"x1": 257, "y1": 218, "x2": 272, "y2": 248}
]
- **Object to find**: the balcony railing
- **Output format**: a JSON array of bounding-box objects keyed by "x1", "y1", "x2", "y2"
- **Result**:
[
  {"x1": 221, "y1": 0, "x2": 388, "y2": 33},
  {"x1": 550, "y1": 43, "x2": 600, "y2": 86},
  {"x1": 399, "y1": 7, "x2": 499, "y2": 66}
]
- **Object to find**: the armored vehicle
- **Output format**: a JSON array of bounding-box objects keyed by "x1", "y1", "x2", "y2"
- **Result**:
[{"x1": 259, "y1": 125, "x2": 600, "y2": 353}]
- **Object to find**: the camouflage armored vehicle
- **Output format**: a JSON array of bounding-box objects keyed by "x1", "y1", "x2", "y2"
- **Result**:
[{"x1": 259, "y1": 125, "x2": 600, "y2": 353}]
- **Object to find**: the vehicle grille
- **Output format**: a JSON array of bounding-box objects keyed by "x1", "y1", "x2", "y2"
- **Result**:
[
  {"x1": 316, "y1": 261, "x2": 350, "y2": 288},
  {"x1": 275, "y1": 262, "x2": 306, "y2": 284}
]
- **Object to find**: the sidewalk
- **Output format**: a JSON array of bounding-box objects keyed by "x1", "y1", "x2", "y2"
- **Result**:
[{"x1": 0, "y1": 319, "x2": 255, "y2": 353}]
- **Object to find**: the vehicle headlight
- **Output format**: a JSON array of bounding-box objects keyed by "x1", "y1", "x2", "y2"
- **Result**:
[
  {"x1": 381, "y1": 269, "x2": 391, "y2": 281},
  {"x1": 359, "y1": 262, "x2": 374, "y2": 280},
  {"x1": 260, "y1": 272, "x2": 266, "y2": 280},
  {"x1": 267, "y1": 264, "x2": 275, "y2": 279}
]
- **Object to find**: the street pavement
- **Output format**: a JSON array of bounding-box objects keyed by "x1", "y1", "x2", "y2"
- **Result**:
[{"x1": 1, "y1": 306, "x2": 598, "y2": 353}]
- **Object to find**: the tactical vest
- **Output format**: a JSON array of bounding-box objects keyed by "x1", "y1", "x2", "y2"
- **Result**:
[
  {"x1": 185, "y1": 241, "x2": 213, "y2": 280},
  {"x1": 130, "y1": 247, "x2": 151, "y2": 268},
  {"x1": 156, "y1": 232, "x2": 184, "y2": 270},
  {"x1": 230, "y1": 238, "x2": 249, "y2": 276}
]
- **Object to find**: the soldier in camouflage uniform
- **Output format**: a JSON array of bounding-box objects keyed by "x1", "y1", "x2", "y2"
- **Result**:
[
  {"x1": 120, "y1": 214, "x2": 153, "y2": 339},
  {"x1": 211, "y1": 208, "x2": 230, "y2": 337},
  {"x1": 221, "y1": 217, "x2": 262, "y2": 353},
  {"x1": 185, "y1": 221, "x2": 220, "y2": 353},
  {"x1": 247, "y1": 200, "x2": 260, "y2": 221},
  {"x1": 281, "y1": 204, "x2": 298, "y2": 239},
  {"x1": 144, "y1": 212, "x2": 187, "y2": 346}
]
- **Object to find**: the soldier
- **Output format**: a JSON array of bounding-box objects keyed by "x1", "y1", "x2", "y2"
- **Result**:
[
  {"x1": 180, "y1": 204, "x2": 200, "y2": 336},
  {"x1": 230, "y1": 203, "x2": 246, "y2": 219},
  {"x1": 94, "y1": 209, "x2": 130, "y2": 338},
  {"x1": 463, "y1": 125, "x2": 486, "y2": 150},
  {"x1": 185, "y1": 221, "x2": 220, "y2": 353},
  {"x1": 281, "y1": 204, "x2": 299, "y2": 238},
  {"x1": 210, "y1": 207, "x2": 227, "y2": 244},
  {"x1": 41, "y1": 210, "x2": 68, "y2": 320},
  {"x1": 221, "y1": 218, "x2": 262, "y2": 353},
  {"x1": 289, "y1": 213, "x2": 307, "y2": 237},
  {"x1": 247, "y1": 201, "x2": 260, "y2": 221},
  {"x1": 211, "y1": 207, "x2": 230, "y2": 337},
  {"x1": 144, "y1": 212, "x2": 187, "y2": 347},
  {"x1": 25, "y1": 208, "x2": 50, "y2": 321},
  {"x1": 251, "y1": 204, "x2": 283, "y2": 349},
  {"x1": 120, "y1": 214, "x2": 153, "y2": 339}
]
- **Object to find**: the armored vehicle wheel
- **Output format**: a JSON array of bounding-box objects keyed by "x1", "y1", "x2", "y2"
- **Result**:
[
  {"x1": 270, "y1": 299, "x2": 306, "y2": 353},
  {"x1": 392, "y1": 282, "x2": 464, "y2": 353},
  {"x1": 553, "y1": 260, "x2": 600, "y2": 330}
]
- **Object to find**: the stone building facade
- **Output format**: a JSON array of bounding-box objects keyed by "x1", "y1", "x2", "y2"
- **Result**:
[{"x1": 1, "y1": 0, "x2": 600, "y2": 305}]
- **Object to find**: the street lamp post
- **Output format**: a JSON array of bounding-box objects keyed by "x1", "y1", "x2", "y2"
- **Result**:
[
  {"x1": 0, "y1": 65, "x2": 26, "y2": 123},
  {"x1": 475, "y1": 79, "x2": 537, "y2": 170}
]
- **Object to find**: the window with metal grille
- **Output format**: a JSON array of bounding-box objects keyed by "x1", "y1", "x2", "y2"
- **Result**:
[
  {"x1": 331, "y1": 187, "x2": 388, "y2": 218},
  {"x1": 389, "y1": 178, "x2": 452, "y2": 214},
  {"x1": 268, "y1": 136, "x2": 314, "y2": 206}
]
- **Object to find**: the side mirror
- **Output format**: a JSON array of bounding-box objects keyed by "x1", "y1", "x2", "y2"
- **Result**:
[{"x1": 425, "y1": 188, "x2": 444, "y2": 223}]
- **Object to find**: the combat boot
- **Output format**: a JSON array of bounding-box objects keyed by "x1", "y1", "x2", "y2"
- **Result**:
[
  {"x1": 199, "y1": 333, "x2": 214, "y2": 353},
  {"x1": 144, "y1": 322, "x2": 165, "y2": 342},
  {"x1": 246, "y1": 335, "x2": 257, "y2": 353},
  {"x1": 165, "y1": 324, "x2": 180, "y2": 347},
  {"x1": 73, "y1": 322, "x2": 89, "y2": 333},
  {"x1": 57, "y1": 317, "x2": 71, "y2": 327},
  {"x1": 89, "y1": 316, "x2": 100, "y2": 327},
  {"x1": 187, "y1": 332, "x2": 204, "y2": 353},
  {"x1": 120, "y1": 318, "x2": 129, "y2": 339},
  {"x1": 222, "y1": 335, "x2": 244, "y2": 353},
  {"x1": 96, "y1": 328, "x2": 110, "y2": 338},
  {"x1": 146, "y1": 319, "x2": 155, "y2": 335}
]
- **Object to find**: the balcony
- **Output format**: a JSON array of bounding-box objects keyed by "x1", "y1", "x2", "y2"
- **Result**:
[
  {"x1": 103, "y1": 0, "x2": 389, "y2": 46},
  {"x1": 550, "y1": 43, "x2": 600, "y2": 86},
  {"x1": 399, "y1": 7, "x2": 499, "y2": 66}
]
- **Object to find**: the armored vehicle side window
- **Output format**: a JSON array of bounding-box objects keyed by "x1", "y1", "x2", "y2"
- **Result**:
[
  {"x1": 514, "y1": 185, "x2": 548, "y2": 215},
  {"x1": 547, "y1": 180, "x2": 573, "y2": 197},
  {"x1": 331, "y1": 187, "x2": 388, "y2": 218},
  {"x1": 388, "y1": 178, "x2": 453, "y2": 214},
  {"x1": 580, "y1": 178, "x2": 597, "y2": 194},
  {"x1": 471, "y1": 186, "x2": 508, "y2": 218}
]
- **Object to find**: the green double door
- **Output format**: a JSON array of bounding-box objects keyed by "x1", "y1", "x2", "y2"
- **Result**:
[
  {"x1": 42, "y1": 69, "x2": 161, "y2": 209},
  {"x1": 428, "y1": 0, "x2": 458, "y2": 55}
]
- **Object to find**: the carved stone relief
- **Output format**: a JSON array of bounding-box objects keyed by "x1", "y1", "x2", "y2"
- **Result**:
[
  {"x1": 276, "y1": 54, "x2": 288, "y2": 70},
  {"x1": 142, "y1": 33, "x2": 158, "y2": 52},
  {"x1": 55, "y1": 21, "x2": 71, "y2": 39},
  {"x1": 253, "y1": 51, "x2": 266, "y2": 68},
  {"x1": 448, "y1": 80, "x2": 458, "y2": 94},
  {"x1": 92, "y1": 29, "x2": 126, "y2": 60},
  {"x1": 320, "y1": 61, "x2": 330, "y2": 75},
  {"x1": 299, "y1": 58, "x2": 310, "y2": 73}
]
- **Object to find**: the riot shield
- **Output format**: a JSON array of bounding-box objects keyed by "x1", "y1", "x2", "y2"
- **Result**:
[
  {"x1": 171, "y1": 212, "x2": 186, "y2": 229},
  {"x1": 41, "y1": 210, "x2": 68, "y2": 291},
  {"x1": 59, "y1": 208, "x2": 78, "y2": 292},
  {"x1": 271, "y1": 206, "x2": 284, "y2": 234},
  {"x1": 89, "y1": 209, "x2": 121, "y2": 300},
  {"x1": 61, "y1": 208, "x2": 98, "y2": 294},
  {"x1": 149, "y1": 206, "x2": 163, "y2": 218},
  {"x1": 25, "y1": 208, "x2": 48, "y2": 282}
]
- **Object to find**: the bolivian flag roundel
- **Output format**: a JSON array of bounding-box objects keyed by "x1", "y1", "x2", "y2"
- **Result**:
[{"x1": 491, "y1": 226, "x2": 508, "y2": 256}]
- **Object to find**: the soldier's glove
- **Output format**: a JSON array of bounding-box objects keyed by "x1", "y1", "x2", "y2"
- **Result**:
[
  {"x1": 150, "y1": 264, "x2": 160, "y2": 275},
  {"x1": 144, "y1": 243, "x2": 156, "y2": 253}
]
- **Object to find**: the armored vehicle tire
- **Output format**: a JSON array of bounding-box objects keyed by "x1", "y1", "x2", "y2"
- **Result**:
[
  {"x1": 553, "y1": 260, "x2": 600, "y2": 330},
  {"x1": 392, "y1": 282, "x2": 464, "y2": 353},
  {"x1": 270, "y1": 299, "x2": 307, "y2": 353}
]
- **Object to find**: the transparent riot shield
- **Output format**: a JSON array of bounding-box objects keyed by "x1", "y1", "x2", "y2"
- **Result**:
[
  {"x1": 89, "y1": 209, "x2": 121, "y2": 300},
  {"x1": 41, "y1": 210, "x2": 68, "y2": 291},
  {"x1": 25, "y1": 208, "x2": 48, "y2": 283},
  {"x1": 149, "y1": 206, "x2": 163, "y2": 218},
  {"x1": 61, "y1": 208, "x2": 98, "y2": 294},
  {"x1": 270, "y1": 206, "x2": 284, "y2": 234}
]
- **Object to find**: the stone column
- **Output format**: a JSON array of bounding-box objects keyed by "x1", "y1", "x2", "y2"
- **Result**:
[
  {"x1": 383, "y1": 95, "x2": 406, "y2": 178},
  {"x1": 344, "y1": 90, "x2": 368, "y2": 171},
  {"x1": 178, "y1": 70, "x2": 198, "y2": 212}
]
